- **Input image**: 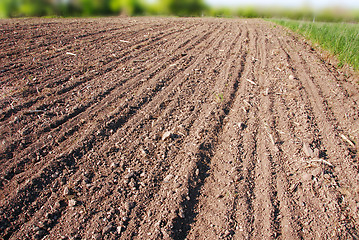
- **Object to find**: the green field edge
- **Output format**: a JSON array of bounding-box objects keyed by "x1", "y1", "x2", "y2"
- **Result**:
[{"x1": 269, "y1": 19, "x2": 359, "y2": 72}]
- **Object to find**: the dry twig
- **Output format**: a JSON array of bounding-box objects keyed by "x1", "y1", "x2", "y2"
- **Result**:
[
  {"x1": 340, "y1": 134, "x2": 355, "y2": 147},
  {"x1": 306, "y1": 159, "x2": 333, "y2": 167},
  {"x1": 246, "y1": 79, "x2": 257, "y2": 85}
]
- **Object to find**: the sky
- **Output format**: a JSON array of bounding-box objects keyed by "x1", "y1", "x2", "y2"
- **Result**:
[{"x1": 204, "y1": 0, "x2": 359, "y2": 9}]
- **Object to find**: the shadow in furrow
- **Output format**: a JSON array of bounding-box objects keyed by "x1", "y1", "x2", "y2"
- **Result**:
[{"x1": 171, "y1": 50, "x2": 247, "y2": 240}]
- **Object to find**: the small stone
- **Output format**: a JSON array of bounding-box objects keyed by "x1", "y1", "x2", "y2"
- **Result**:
[
  {"x1": 323, "y1": 174, "x2": 331, "y2": 180},
  {"x1": 163, "y1": 174, "x2": 173, "y2": 183},
  {"x1": 38, "y1": 221, "x2": 46, "y2": 228},
  {"x1": 125, "y1": 201, "x2": 135, "y2": 211},
  {"x1": 152, "y1": 133, "x2": 160, "y2": 140},
  {"x1": 102, "y1": 224, "x2": 113, "y2": 235},
  {"x1": 195, "y1": 169, "x2": 200, "y2": 176},
  {"x1": 302, "y1": 173, "x2": 312, "y2": 181},
  {"x1": 289, "y1": 183, "x2": 299, "y2": 192},
  {"x1": 117, "y1": 226, "x2": 123, "y2": 234},
  {"x1": 289, "y1": 75, "x2": 295, "y2": 80},
  {"x1": 312, "y1": 167, "x2": 322, "y2": 177},
  {"x1": 63, "y1": 186, "x2": 72, "y2": 196},
  {"x1": 68, "y1": 199, "x2": 77, "y2": 207},
  {"x1": 129, "y1": 179, "x2": 136, "y2": 188},
  {"x1": 54, "y1": 201, "x2": 62, "y2": 209},
  {"x1": 162, "y1": 228, "x2": 171, "y2": 238},
  {"x1": 125, "y1": 171, "x2": 135, "y2": 179},
  {"x1": 313, "y1": 149, "x2": 320, "y2": 158},
  {"x1": 20, "y1": 127, "x2": 31, "y2": 136},
  {"x1": 303, "y1": 142, "x2": 314, "y2": 158},
  {"x1": 110, "y1": 162, "x2": 118, "y2": 168},
  {"x1": 178, "y1": 208, "x2": 185, "y2": 218},
  {"x1": 140, "y1": 148, "x2": 148, "y2": 156},
  {"x1": 162, "y1": 131, "x2": 173, "y2": 141},
  {"x1": 216, "y1": 194, "x2": 224, "y2": 199},
  {"x1": 238, "y1": 122, "x2": 246, "y2": 130}
]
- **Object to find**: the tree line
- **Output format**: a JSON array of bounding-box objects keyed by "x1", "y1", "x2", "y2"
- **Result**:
[
  {"x1": 0, "y1": 0, "x2": 207, "y2": 18},
  {"x1": 1, "y1": 0, "x2": 358, "y2": 23}
]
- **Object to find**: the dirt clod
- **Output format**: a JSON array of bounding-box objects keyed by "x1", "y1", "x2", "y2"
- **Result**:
[
  {"x1": 303, "y1": 142, "x2": 315, "y2": 158},
  {"x1": 102, "y1": 224, "x2": 114, "y2": 235},
  {"x1": 63, "y1": 186, "x2": 72, "y2": 196},
  {"x1": 125, "y1": 201, "x2": 135, "y2": 211},
  {"x1": 302, "y1": 173, "x2": 313, "y2": 182},
  {"x1": 68, "y1": 199, "x2": 77, "y2": 207},
  {"x1": 162, "y1": 131, "x2": 173, "y2": 141}
]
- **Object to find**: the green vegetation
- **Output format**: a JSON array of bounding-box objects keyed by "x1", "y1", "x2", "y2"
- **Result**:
[
  {"x1": 214, "y1": 92, "x2": 224, "y2": 102},
  {"x1": 0, "y1": 0, "x2": 147, "y2": 17},
  {"x1": 1, "y1": 0, "x2": 358, "y2": 22},
  {"x1": 155, "y1": 0, "x2": 207, "y2": 17},
  {"x1": 210, "y1": 6, "x2": 359, "y2": 23},
  {"x1": 272, "y1": 19, "x2": 359, "y2": 70},
  {"x1": 0, "y1": 0, "x2": 206, "y2": 18}
]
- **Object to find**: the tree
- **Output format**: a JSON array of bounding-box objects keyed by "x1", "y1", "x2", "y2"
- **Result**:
[
  {"x1": 78, "y1": 0, "x2": 112, "y2": 16},
  {"x1": 159, "y1": 0, "x2": 207, "y2": 17},
  {"x1": 110, "y1": 0, "x2": 145, "y2": 16},
  {"x1": 0, "y1": 0, "x2": 17, "y2": 17},
  {"x1": 3, "y1": 0, "x2": 54, "y2": 17}
]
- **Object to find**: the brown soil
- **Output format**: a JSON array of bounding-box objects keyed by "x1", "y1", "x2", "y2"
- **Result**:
[{"x1": 1, "y1": 17, "x2": 359, "y2": 240}]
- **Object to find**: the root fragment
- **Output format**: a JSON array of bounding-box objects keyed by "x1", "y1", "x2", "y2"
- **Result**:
[
  {"x1": 306, "y1": 159, "x2": 333, "y2": 167},
  {"x1": 246, "y1": 78, "x2": 257, "y2": 85},
  {"x1": 66, "y1": 52, "x2": 76, "y2": 56},
  {"x1": 340, "y1": 134, "x2": 355, "y2": 147}
]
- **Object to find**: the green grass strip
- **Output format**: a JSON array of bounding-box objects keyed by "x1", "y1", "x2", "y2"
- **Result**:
[{"x1": 271, "y1": 19, "x2": 359, "y2": 70}]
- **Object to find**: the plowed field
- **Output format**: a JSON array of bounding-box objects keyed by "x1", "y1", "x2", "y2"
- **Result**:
[{"x1": 1, "y1": 17, "x2": 359, "y2": 239}]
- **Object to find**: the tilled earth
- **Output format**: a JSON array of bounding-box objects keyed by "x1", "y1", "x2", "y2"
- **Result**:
[{"x1": 0, "y1": 17, "x2": 359, "y2": 239}]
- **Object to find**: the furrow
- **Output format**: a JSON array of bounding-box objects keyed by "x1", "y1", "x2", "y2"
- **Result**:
[
  {"x1": 247, "y1": 27, "x2": 278, "y2": 239},
  {"x1": 185, "y1": 23, "x2": 266, "y2": 240},
  {"x1": 0, "y1": 19, "x2": 231, "y2": 240},
  {"x1": 0, "y1": 20, "x2": 193, "y2": 123},
  {"x1": 278, "y1": 29, "x2": 359, "y2": 238},
  {"x1": 169, "y1": 23, "x2": 248, "y2": 240},
  {"x1": 0, "y1": 20, "x2": 214, "y2": 182},
  {"x1": 76, "y1": 20, "x2": 240, "y2": 240}
]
